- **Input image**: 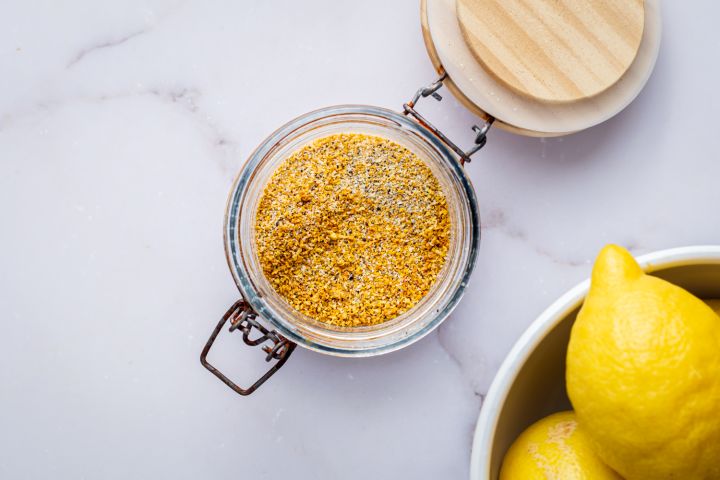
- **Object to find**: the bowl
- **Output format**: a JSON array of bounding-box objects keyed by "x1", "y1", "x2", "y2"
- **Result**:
[{"x1": 470, "y1": 245, "x2": 720, "y2": 480}]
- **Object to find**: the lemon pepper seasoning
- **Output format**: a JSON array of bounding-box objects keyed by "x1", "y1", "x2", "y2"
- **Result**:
[{"x1": 255, "y1": 133, "x2": 450, "y2": 327}]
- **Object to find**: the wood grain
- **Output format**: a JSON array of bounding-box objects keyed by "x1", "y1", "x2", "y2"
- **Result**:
[
  {"x1": 421, "y1": 0, "x2": 558, "y2": 137},
  {"x1": 457, "y1": 0, "x2": 645, "y2": 104}
]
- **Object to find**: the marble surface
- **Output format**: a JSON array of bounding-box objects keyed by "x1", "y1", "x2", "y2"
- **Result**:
[{"x1": 1, "y1": 1, "x2": 719, "y2": 478}]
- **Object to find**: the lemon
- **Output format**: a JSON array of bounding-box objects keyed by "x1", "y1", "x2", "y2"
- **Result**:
[
  {"x1": 567, "y1": 245, "x2": 720, "y2": 480},
  {"x1": 499, "y1": 411, "x2": 622, "y2": 479}
]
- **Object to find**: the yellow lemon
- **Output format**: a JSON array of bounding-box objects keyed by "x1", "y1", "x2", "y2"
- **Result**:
[
  {"x1": 499, "y1": 411, "x2": 621, "y2": 479},
  {"x1": 567, "y1": 245, "x2": 720, "y2": 480}
]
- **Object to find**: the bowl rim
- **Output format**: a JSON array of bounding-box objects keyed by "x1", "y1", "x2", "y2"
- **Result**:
[{"x1": 469, "y1": 245, "x2": 720, "y2": 480}]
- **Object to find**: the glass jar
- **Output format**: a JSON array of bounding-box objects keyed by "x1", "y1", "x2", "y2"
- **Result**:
[{"x1": 201, "y1": 100, "x2": 487, "y2": 395}]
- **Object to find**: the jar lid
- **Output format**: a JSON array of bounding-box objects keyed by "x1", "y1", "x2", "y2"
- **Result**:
[
  {"x1": 421, "y1": 0, "x2": 661, "y2": 136},
  {"x1": 457, "y1": 0, "x2": 645, "y2": 104}
]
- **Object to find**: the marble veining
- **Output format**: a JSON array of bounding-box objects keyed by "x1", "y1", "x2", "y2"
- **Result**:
[{"x1": 67, "y1": 28, "x2": 152, "y2": 68}]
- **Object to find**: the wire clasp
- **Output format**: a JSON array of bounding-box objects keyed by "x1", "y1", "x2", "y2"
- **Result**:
[{"x1": 403, "y1": 74, "x2": 494, "y2": 165}]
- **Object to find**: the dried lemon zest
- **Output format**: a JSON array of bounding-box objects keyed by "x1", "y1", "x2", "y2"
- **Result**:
[{"x1": 255, "y1": 133, "x2": 450, "y2": 327}]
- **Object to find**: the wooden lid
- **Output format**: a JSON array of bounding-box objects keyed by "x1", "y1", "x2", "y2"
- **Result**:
[
  {"x1": 457, "y1": 0, "x2": 645, "y2": 104},
  {"x1": 420, "y1": 0, "x2": 661, "y2": 135}
]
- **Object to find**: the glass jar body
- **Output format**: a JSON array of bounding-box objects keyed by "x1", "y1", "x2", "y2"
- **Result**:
[{"x1": 225, "y1": 105, "x2": 479, "y2": 356}]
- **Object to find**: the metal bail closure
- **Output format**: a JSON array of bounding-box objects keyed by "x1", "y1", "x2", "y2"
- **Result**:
[
  {"x1": 201, "y1": 300, "x2": 296, "y2": 396},
  {"x1": 403, "y1": 73, "x2": 494, "y2": 165}
]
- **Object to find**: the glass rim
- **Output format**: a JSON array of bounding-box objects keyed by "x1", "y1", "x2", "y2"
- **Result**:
[{"x1": 223, "y1": 104, "x2": 480, "y2": 356}]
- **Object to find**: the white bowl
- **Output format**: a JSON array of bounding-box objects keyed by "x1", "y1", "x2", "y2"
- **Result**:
[{"x1": 470, "y1": 246, "x2": 720, "y2": 480}]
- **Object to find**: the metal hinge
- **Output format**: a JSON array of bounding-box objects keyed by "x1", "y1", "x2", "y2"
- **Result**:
[{"x1": 403, "y1": 73, "x2": 494, "y2": 165}]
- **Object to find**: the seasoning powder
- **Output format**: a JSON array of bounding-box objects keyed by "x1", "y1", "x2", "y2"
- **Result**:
[{"x1": 255, "y1": 133, "x2": 450, "y2": 327}]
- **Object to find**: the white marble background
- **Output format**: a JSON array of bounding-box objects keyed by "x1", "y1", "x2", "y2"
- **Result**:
[{"x1": 1, "y1": 1, "x2": 719, "y2": 478}]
